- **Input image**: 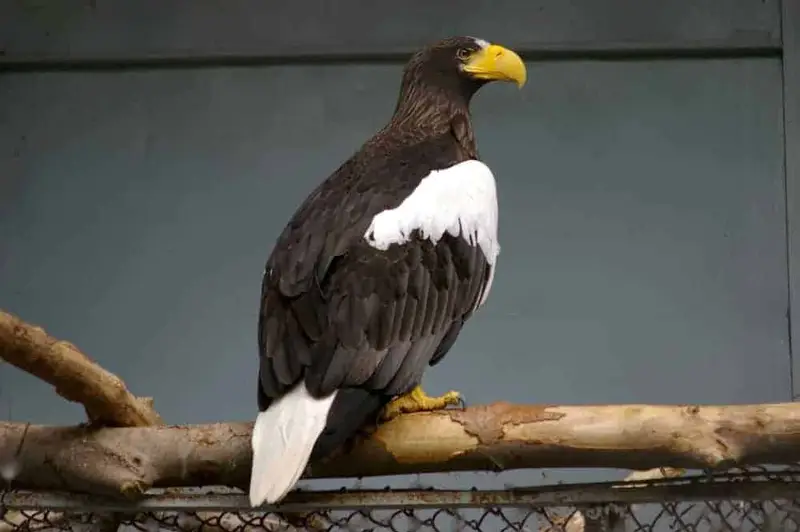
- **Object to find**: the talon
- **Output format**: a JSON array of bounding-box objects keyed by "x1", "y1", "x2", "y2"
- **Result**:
[
  {"x1": 379, "y1": 385, "x2": 464, "y2": 422},
  {"x1": 455, "y1": 394, "x2": 467, "y2": 410},
  {"x1": 440, "y1": 390, "x2": 463, "y2": 409}
]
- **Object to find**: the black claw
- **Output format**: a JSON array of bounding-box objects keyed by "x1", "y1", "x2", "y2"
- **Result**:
[{"x1": 456, "y1": 396, "x2": 468, "y2": 410}]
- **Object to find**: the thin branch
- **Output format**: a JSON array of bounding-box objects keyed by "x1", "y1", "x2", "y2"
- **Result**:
[
  {"x1": 5, "y1": 475, "x2": 800, "y2": 512},
  {"x1": 1, "y1": 401, "x2": 800, "y2": 498},
  {"x1": 0, "y1": 310, "x2": 299, "y2": 530},
  {"x1": 0, "y1": 308, "x2": 166, "y2": 531},
  {"x1": 0, "y1": 309, "x2": 162, "y2": 427}
]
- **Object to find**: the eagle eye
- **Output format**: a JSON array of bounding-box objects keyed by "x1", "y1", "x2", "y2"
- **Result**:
[{"x1": 456, "y1": 48, "x2": 472, "y2": 61}]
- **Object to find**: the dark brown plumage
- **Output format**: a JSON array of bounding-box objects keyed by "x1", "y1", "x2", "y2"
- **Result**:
[
  {"x1": 259, "y1": 37, "x2": 489, "y2": 391},
  {"x1": 249, "y1": 36, "x2": 526, "y2": 507}
]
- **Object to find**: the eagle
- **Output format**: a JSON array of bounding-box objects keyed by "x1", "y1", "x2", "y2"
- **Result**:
[{"x1": 249, "y1": 36, "x2": 526, "y2": 507}]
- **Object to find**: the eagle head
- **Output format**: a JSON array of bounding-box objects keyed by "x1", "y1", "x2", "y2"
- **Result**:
[{"x1": 400, "y1": 36, "x2": 527, "y2": 101}]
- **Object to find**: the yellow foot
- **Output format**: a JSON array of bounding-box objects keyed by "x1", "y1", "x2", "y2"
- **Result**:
[{"x1": 380, "y1": 385, "x2": 464, "y2": 422}]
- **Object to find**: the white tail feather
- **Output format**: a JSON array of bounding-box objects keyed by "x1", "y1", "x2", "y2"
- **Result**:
[{"x1": 249, "y1": 383, "x2": 337, "y2": 507}]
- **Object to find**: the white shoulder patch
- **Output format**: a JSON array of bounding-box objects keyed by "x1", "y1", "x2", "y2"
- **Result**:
[{"x1": 364, "y1": 159, "x2": 500, "y2": 265}]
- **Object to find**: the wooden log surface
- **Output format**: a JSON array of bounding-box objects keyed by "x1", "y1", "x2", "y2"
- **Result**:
[{"x1": 1, "y1": 400, "x2": 799, "y2": 498}]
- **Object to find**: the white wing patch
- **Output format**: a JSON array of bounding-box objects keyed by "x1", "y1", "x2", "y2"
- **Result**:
[{"x1": 364, "y1": 159, "x2": 500, "y2": 266}]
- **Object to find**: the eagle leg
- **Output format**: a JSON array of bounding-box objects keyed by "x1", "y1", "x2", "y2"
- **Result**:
[{"x1": 379, "y1": 385, "x2": 463, "y2": 422}]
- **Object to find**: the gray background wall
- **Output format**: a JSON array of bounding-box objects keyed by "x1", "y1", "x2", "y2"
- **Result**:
[{"x1": 1, "y1": 0, "x2": 799, "y2": 494}]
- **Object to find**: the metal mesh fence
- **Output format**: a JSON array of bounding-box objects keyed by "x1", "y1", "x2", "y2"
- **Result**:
[{"x1": 3, "y1": 466, "x2": 800, "y2": 531}]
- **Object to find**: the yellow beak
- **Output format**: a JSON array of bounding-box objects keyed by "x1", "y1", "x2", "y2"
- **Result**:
[{"x1": 462, "y1": 44, "x2": 527, "y2": 88}]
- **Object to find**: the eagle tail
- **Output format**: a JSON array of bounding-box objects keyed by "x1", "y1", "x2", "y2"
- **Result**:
[{"x1": 249, "y1": 383, "x2": 337, "y2": 507}]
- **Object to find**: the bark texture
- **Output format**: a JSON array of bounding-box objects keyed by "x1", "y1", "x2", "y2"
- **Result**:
[
  {"x1": 0, "y1": 308, "x2": 164, "y2": 530},
  {"x1": 2, "y1": 401, "x2": 800, "y2": 497},
  {"x1": 0, "y1": 310, "x2": 162, "y2": 427},
  {"x1": 3, "y1": 307, "x2": 800, "y2": 520}
]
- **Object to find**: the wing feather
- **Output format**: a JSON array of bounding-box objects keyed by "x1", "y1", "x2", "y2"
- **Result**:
[
  {"x1": 410, "y1": 259, "x2": 432, "y2": 340},
  {"x1": 257, "y1": 137, "x2": 497, "y2": 413},
  {"x1": 377, "y1": 300, "x2": 396, "y2": 351},
  {"x1": 297, "y1": 231, "x2": 490, "y2": 397}
]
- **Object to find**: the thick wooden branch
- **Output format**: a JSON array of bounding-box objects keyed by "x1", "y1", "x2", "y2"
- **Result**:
[
  {"x1": 0, "y1": 309, "x2": 162, "y2": 427},
  {"x1": 1, "y1": 402, "x2": 800, "y2": 498}
]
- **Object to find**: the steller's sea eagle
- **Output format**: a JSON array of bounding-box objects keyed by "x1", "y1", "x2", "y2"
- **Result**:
[{"x1": 249, "y1": 36, "x2": 526, "y2": 507}]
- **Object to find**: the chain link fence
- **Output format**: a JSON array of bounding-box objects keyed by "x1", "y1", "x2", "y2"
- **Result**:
[{"x1": 3, "y1": 466, "x2": 800, "y2": 531}]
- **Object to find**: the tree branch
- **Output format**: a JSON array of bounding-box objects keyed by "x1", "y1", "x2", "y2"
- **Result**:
[
  {"x1": 0, "y1": 309, "x2": 301, "y2": 529},
  {"x1": 0, "y1": 309, "x2": 162, "y2": 427},
  {"x1": 3, "y1": 305, "x2": 800, "y2": 532},
  {"x1": 0, "y1": 308, "x2": 167, "y2": 531},
  {"x1": 1, "y1": 401, "x2": 800, "y2": 498}
]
